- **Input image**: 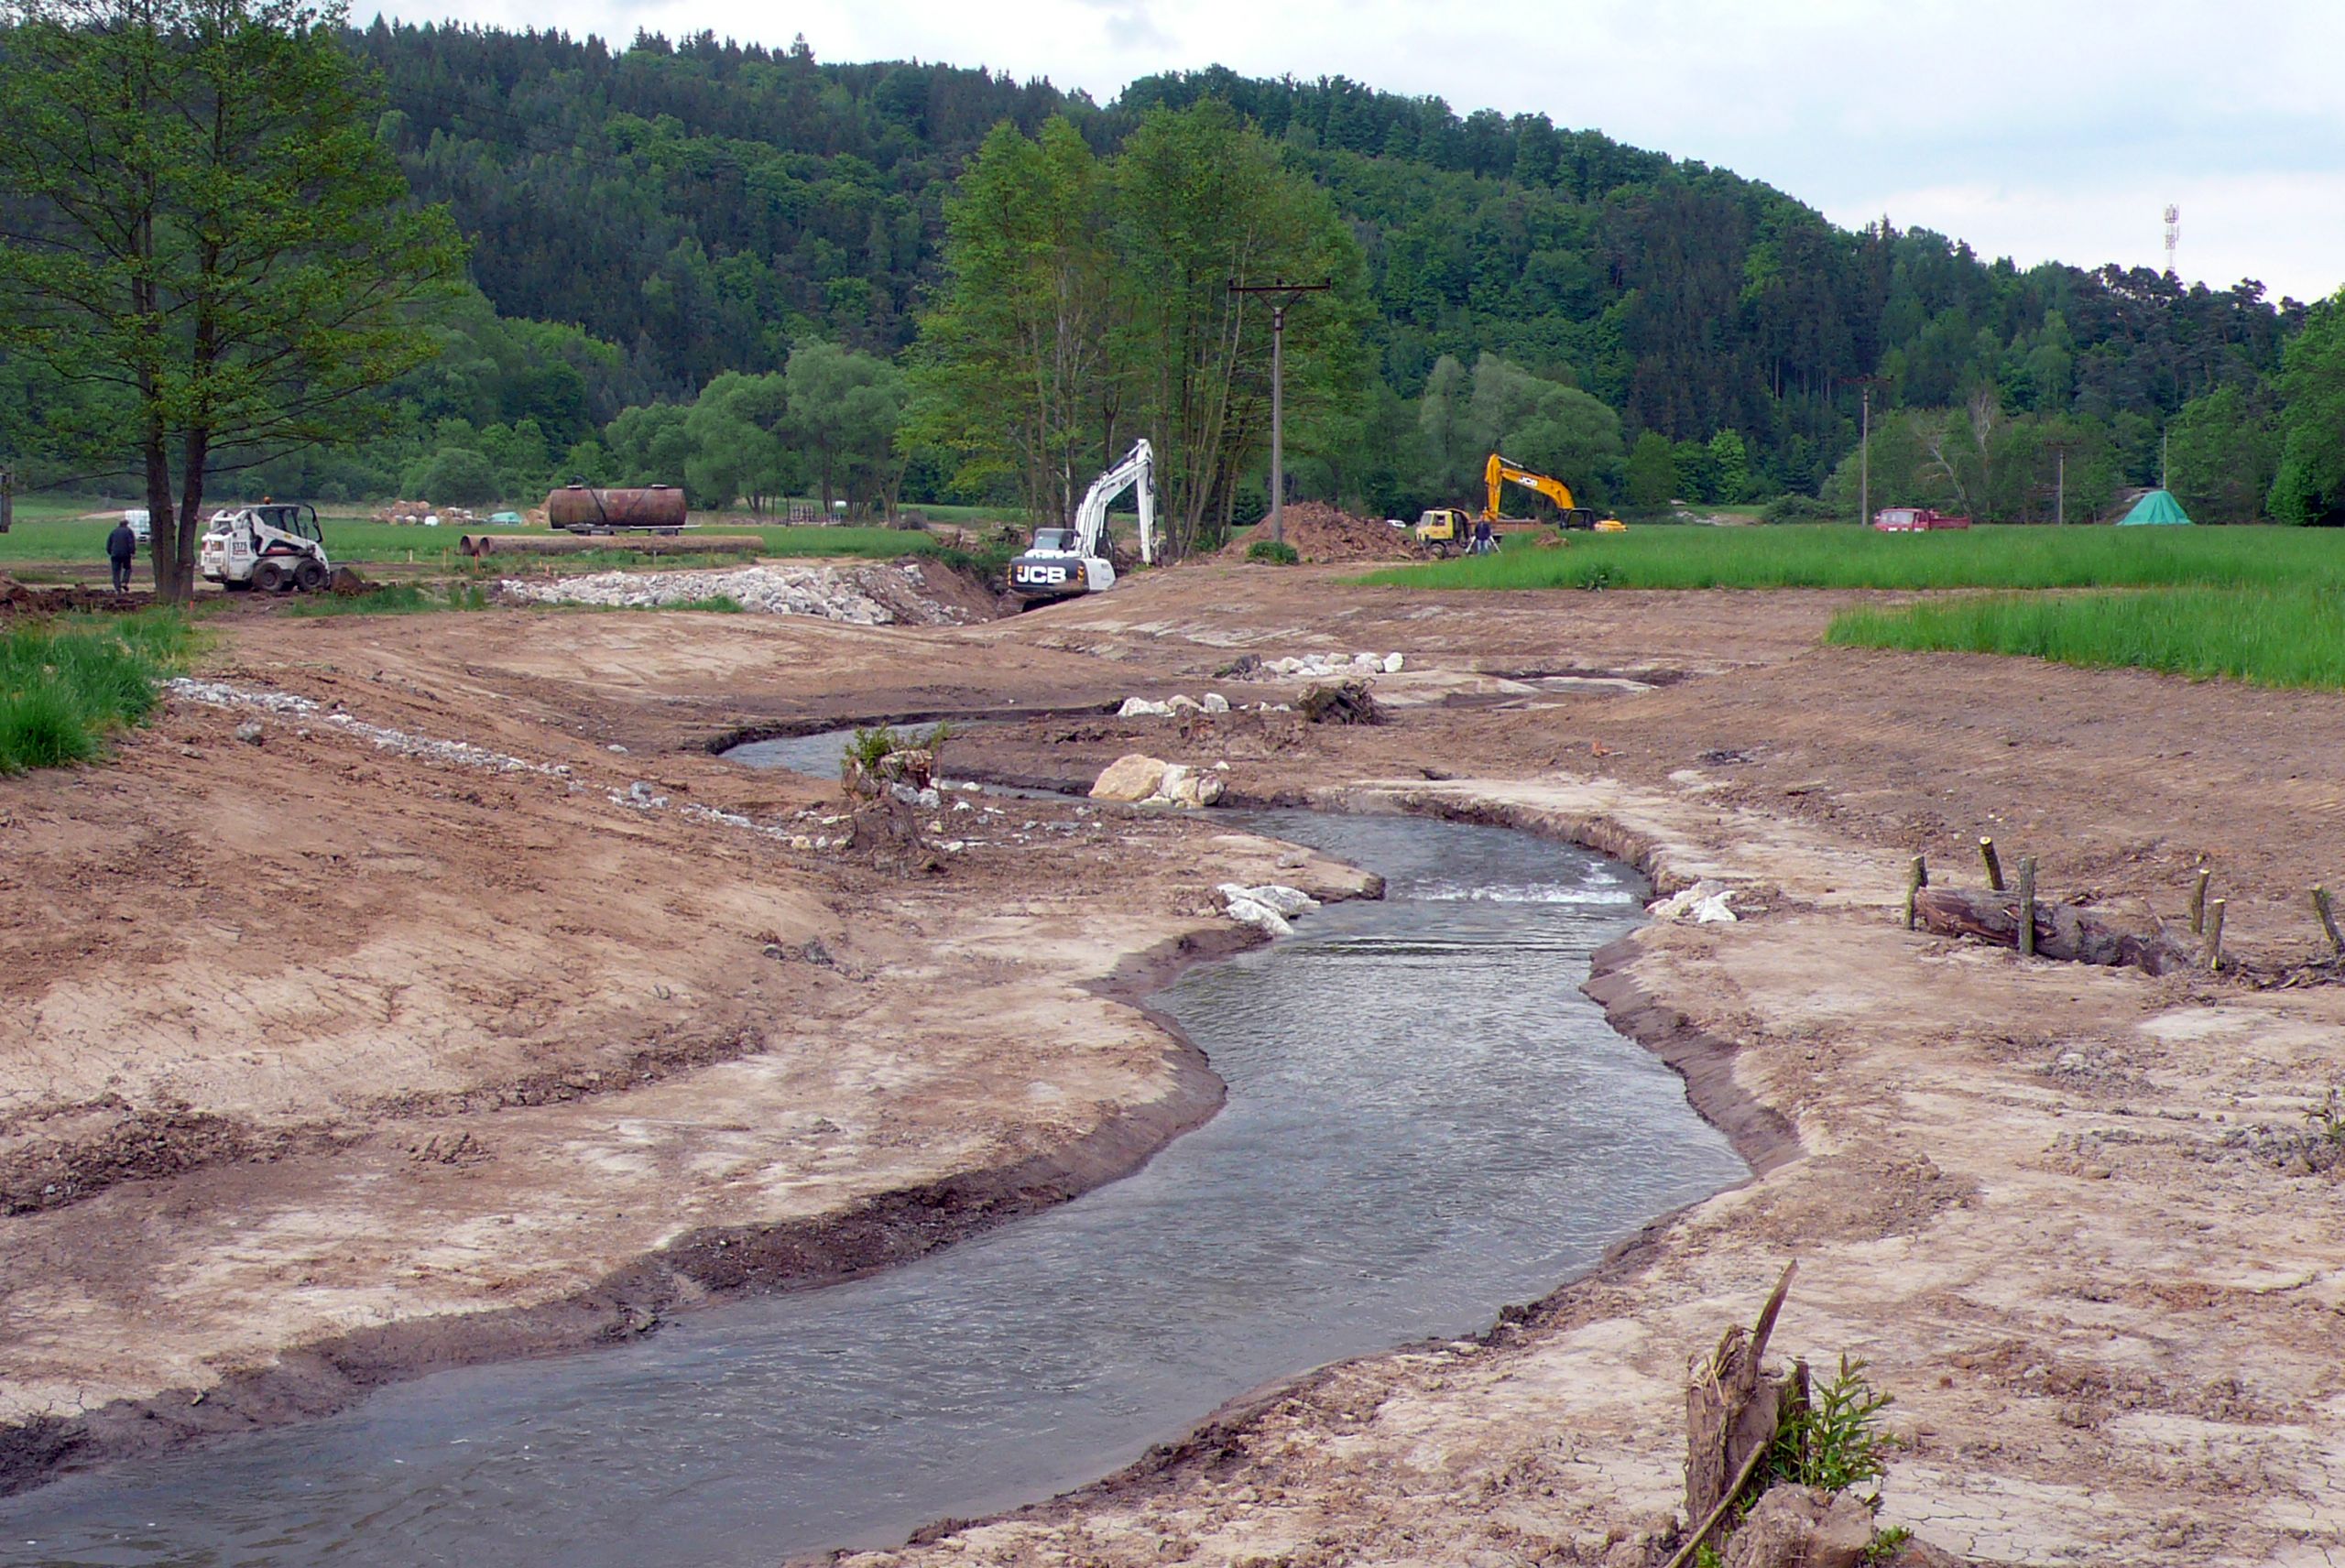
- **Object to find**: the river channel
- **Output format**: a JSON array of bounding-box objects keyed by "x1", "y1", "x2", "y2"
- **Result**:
[{"x1": 4, "y1": 792, "x2": 1745, "y2": 1566}]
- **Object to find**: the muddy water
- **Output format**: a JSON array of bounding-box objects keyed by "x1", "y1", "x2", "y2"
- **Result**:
[{"x1": 3, "y1": 810, "x2": 1744, "y2": 1567}]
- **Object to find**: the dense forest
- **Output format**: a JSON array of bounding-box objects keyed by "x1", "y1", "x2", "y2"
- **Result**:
[{"x1": 11, "y1": 21, "x2": 2340, "y2": 527}]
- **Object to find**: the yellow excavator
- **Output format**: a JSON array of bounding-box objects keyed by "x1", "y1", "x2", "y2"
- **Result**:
[{"x1": 1414, "y1": 453, "x2": 1625, "y2": 556}]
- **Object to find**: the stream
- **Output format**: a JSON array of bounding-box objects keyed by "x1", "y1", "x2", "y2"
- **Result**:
[{"x1": 3, "y1": 775, "x2": 1745, "y2": 1566}]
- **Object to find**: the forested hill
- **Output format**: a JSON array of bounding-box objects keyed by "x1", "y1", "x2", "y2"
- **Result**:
[{"x1": 351, "y1": 22, "x2": 2305, "y2": 510}]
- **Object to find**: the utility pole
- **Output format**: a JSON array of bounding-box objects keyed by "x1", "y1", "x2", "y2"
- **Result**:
[
  {"x1": 2047, "y1": 441, "x2": 2073, "y2": 526},
  {"x1": 1228, "y1": 278, "x2": 1332, "y2": 548},
  {"x1": 1854, "y1": 376, "x2": 1892, "y2": 526},
  {"x1": 0, "y1": 463, "x2": 13, "y2": 535}
]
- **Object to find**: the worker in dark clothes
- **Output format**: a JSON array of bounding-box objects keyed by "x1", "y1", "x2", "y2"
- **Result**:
[{"x1": 105, "y1": 518, "x2": 137, "y2": 592}]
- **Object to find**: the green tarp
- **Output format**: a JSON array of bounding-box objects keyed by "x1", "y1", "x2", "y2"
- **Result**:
[{"x1": 2116, "y1": 489, "x2": 2193, "y2": 526}]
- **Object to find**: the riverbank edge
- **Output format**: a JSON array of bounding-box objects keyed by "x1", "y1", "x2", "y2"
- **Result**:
[
  {"x1": 859, "y1": 777, "x2": 1814, "y2": 1558},
  {"x1": 0, "y1": 921, "x2": 1268, "y2": 1500}
]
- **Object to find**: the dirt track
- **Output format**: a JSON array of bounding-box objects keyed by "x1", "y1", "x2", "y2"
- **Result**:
[{"x1": 6, "y1": 560, "x2": 2345, "y2": 1563}]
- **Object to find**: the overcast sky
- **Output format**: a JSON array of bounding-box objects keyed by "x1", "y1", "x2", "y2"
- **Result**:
[{"x1": 396, "y1": 0, "x2": 2345, "y2": 304}]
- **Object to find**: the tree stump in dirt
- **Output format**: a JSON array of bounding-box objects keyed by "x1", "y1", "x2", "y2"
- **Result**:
[
  {"x1": 1685, "y1": 1261, "x2": 1799, "y2": 1530},
  {"x1": 1912, "y1": 887, "x2": 2196, "y2": 975},
  {"x1": 876, "y1": 746, "x2": 935, "y2": 790},
  {"x1": 1298, "y1": 681, "x2": 1385, "y2": 725}
]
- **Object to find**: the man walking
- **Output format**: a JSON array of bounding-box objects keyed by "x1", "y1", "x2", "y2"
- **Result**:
[{"x1": 105, "y1": 516, "x2": 137, "y2": 592}]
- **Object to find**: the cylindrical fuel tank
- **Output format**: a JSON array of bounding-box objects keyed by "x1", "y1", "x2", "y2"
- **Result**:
[{"x1": 543, "y1": 485, "x2": 689, "y2": 531}]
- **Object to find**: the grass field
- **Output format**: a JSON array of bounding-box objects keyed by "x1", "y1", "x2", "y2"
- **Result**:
[
  {"x1": 0, "y1": 611, "x2": 195, "y2": 772},
  {"x1": 1, "y1": 504, "x2": 969, "y2": 570},
  {"x1": 1827, "y1": 588, "x2": 2345, "y2": 691},
  {"x1": 1362, "y1": 525, "x2": 2345, "y2": 593}
]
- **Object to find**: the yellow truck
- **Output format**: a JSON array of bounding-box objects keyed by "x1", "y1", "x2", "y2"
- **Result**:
[{"x1": 1414, "y1": 454, "x2": 1624, "y2": 556}]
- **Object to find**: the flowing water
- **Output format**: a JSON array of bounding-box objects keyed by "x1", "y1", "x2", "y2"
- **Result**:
[{"x1": 3, "y1": 803, "x2": 1745, "y2": 1567}]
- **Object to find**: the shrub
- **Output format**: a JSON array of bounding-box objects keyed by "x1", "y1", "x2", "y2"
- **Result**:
[
  {"x1": 1247, "y1": 539, "x2": 1300, "y2": 565},
  {"x1": 1768, "y1": 1355, "x2": 1893, "y2": 1503},
  {"x1": 1762, "y1": 493, "x2": 1841, "y2": 524}
]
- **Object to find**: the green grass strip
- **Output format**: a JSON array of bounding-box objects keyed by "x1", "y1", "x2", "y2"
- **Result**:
[
  {"x1": 1827, "y1": 586, "x2": 2345, "y2": 691},
  {"x1": 0, "y1": 611, "x2": 197, "y2": 772},
  {"x1": 1360, "y1": 525, "x2": 2345, "y2": 593}
]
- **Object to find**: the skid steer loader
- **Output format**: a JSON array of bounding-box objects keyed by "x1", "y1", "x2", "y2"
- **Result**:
[{"x1": 198, "y1": 502, "x2": 335, "y2": 593}]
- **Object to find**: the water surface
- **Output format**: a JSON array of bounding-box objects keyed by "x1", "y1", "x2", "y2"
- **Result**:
[{"x1": 3, "y1": 811, "x2": 1743, "y2": 1566}]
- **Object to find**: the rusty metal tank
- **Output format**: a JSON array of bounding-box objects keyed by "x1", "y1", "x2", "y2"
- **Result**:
[{"x1": 543, "y1": 484, "x2": 688, "y2": 532}]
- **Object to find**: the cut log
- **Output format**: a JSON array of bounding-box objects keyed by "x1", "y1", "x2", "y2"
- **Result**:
[{"x1": 1913, "y1": 887, "x2": 2196, "y2": 975}]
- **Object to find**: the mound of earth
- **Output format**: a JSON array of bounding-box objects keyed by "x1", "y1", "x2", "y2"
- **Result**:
[{"x1": 1224, "y1": 502, "x2": 1428, "y2": 564}]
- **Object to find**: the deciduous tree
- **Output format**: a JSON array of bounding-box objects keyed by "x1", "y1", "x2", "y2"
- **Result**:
[{"x1": 0, "y1": 0, "x2": 463, "y2": 597}]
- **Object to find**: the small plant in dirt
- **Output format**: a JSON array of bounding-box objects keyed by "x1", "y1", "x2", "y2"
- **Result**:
[
  {"x1": 1246, "y1": 539, "x2": 1300, "y2": 565},
  {"x1": 1863, "y1": 1525, "x2": 1914, "y2": 1563},
  {"x1": 2307, "y1": 1086, "x2": 2345, "y2": 1145},
  {"x1": 1769, "y1": 1355, "x2": 1893, "y2": 1504}
]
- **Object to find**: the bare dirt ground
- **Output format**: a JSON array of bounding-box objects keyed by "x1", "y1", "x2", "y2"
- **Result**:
[{"x1": 7, "y1": 558, "x2": 2345, "y2": 1563}]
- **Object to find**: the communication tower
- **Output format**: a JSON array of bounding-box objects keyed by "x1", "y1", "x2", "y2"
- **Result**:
[{"x1": 2164, "y1": 203, "x2": 2180, "y2": 277}]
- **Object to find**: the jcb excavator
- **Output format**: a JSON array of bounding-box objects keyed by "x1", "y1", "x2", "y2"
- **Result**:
[
  {"x1": 1414, "y1": 453, "x2": 1625, "y2": 556},
  {"x1": 1006, "y1": 440, "x2": 1157, "y2": 606}
]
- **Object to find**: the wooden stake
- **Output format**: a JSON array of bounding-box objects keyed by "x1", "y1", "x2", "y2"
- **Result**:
[
  {"x1": 2190, "y1": 867, "x2": 2211, "y2": 936},
  {"x1": 2315, "y1": 886, "x2": 2344, "y2": 962},
  {"x1": 1979, "y1": 836, "x2": 2004, "y2": 892},
  {"x1": 2015, "y1": 855, "x2": 2037, "y2": 959},
  {"x1": 1904, "y1": 855, "x2": 1926, "y2": 931},
  {"x1": 2207, "y1": 898, "x2": 2227, "y2": 973}
]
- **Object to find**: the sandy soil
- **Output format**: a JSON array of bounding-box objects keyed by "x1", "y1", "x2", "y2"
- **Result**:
[{"x1": 7, "y1": 558, "x2": 2345, "y2": 1563}]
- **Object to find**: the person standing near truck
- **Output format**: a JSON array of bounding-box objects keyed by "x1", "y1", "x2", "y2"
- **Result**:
[{"x1": 105, "y1": 517, "x2": 137, "y2": 592}]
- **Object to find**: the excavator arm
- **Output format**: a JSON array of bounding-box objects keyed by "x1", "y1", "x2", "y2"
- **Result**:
[
  {"x1": 1482, "y1": 452, "x2": 1577, "y2": 519},
  {"x1": 1071, "y1": 439, "x2": 1157, "y2": 565}
]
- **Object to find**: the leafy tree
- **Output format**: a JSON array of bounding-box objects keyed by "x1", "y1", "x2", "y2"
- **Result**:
[
  {"x1": 1111, "y1": 99, "x2": 1369, "y2": 554},
  {"x1": 1673, "y1": 439, "x2": 1720, "y2": 505},
  {"x1": 401, "y1": 447, "x2": 500, "y2": 507},
  {"x1": 1626, "y1": 430, "x2": 1677, "y2": 512},
  {"x1": 1502, "y1": 387, "x2": 1624, "y2": 503},
  {"x1": 2269, "y1": 295, "x2": 2345, "y2": 526},
  {"x1": 785, "y1": 341, "x2": 905, "y2": 516},
  {"x1": 684, "y1": 371, "x2": 793, "y2": 511},
  {"x1": 1708, "y1": 430, "x2": 1754, "y2": 503},
  {"x1": 2165, "y1": 384, "x2": 2277, "y2": 523},
  {"x1": 605, "y1": 403, "x2": 695, "y2": 492},
  {"x1": 1414, "y1": 354, "x2": 1475, "y2": 498},
  {"x1": 909, "y1": 116, "x2": 1112, "y2": 525},
  {"x1": 0, "y1": 0, "x2": 463, "y2": 598}
]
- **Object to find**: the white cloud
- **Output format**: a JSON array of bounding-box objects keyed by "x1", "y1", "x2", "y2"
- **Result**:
[{"x1": 384, "y1": 0, "x2": 2345, "y2": 301}]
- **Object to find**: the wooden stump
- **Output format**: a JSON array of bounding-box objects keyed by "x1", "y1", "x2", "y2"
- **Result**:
[
  {"x1": 1685, "y1": 1261, "x2": 1799, "y2": 1527},
  {"x1": 1298, "y1": 681, "x2": 1386, "y2": 725}
]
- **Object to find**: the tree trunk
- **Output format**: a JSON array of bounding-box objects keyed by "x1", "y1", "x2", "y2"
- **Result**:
[
  {"x1": 142, "y1": 420, "x2": 176, "y2": 600},
  {"x1": 1913, "y1": 887, "x2": 2197, "y2": 975},
  {"x1": 169, "y1": 428, "x2": 211, "y2": 603}
]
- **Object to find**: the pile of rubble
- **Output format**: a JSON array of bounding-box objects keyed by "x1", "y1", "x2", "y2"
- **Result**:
[
  {"x1": 495, "y1": 563, "x2": 973, "y2": 626},
  {"x1": 1224, "y1": 651, "x2": 1403, "y2": 680},
  {"x1": 1223, "y1": 501, "x2": 1428, "y2": 563},
  {"x1": 374, "y1": 500, "x2": 477, "y2": 527},
  {"x1": 1088, "y1": 753, "x2": 1227, "y2": 809}
]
